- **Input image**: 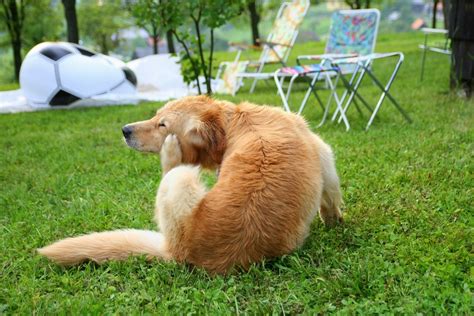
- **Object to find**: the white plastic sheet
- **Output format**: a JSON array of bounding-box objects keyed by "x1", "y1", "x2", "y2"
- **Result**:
[{"x1": 0, "y1": 54, "x2": 201, "y2": 114}]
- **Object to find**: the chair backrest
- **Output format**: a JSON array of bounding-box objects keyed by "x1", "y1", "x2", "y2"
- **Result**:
[
  {"x1": 325, "y1": 9, "x2": 380, "y2": 56},
  {"x1": 215, "y1": 61, "x2": 249, "y2": 95},
  {"x1": 262, "y1": 0, "x2": 310, "y2": 63}
]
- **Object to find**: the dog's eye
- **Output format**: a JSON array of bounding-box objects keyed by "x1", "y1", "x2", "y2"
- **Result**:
[{"x1": 158, "y1": 122, "x2": 166, "y2": 128}]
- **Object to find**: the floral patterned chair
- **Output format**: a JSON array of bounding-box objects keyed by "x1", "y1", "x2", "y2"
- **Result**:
[
  {"x1": 274, "y1": 9, "x2": 404, "y2": 131},
  {"x1": 215, "y1": 0, "x2": 310, "y2": 95},
  {"x1": 275, "y1": 9, "x2": 410, "y2": 130}
]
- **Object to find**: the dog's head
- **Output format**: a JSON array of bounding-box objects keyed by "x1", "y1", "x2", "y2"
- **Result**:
[{"x1": 122, "y1": 96, "x2": 231, "y2": 168}]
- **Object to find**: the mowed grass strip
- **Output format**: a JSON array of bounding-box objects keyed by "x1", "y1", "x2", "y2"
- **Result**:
[{"x1": 0, "y1": 32, "x2": 472, "y2": 314}]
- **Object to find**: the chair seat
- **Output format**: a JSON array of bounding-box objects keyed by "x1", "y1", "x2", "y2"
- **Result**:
[{"x1": 279, "y1": 64, "x2": 339, "y2": 75}]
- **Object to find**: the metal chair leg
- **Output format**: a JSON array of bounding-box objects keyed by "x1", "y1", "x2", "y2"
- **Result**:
[
  {"x1": 337, "y1": 64, "x2": 367, "y2": 124},
  {"x1": 362, "y1": 56, "x2": 411, "y2": 130},
  {"x1": 298, "y1": 73, "x2": 321, "y2": 115},
  {"x1": 286, "y1": 75, "x2": 299, "y2": 102},
  {"x1": 324, "y1": 71, "x2": 350, "y2": 130},
  {"x1": 420, "y1": 33, "x2": 428, "y2": 81},
  {"x1": 274, "y1": 72, "x2": 291, "y2": 112},
  {"x1": 331, "y1": 68, "x2": 359, "y2": 121},
  {"x1": 250, "y1": 62, "x2": 266, "y2": 93}
]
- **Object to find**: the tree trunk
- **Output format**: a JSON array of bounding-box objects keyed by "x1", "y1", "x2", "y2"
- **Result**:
[
  {"x1": 345, "y1": 0, "x2": 362, "y2": 9},
  {"x1": 166, "y1": 29, "x2": 175, "y2": 54},
  {"x1": 152, "y1": 36, "x2": 158, "y2": 54},
  {"x1": 1, "y1": 0, "x2": 24, "y2": 81},
  {"x1": 151, "y1": 29, "x2": 158, "y2": 54},
  {"x1": 151, "y1": 25, "x2": 159, "y2": 54},
  {"x1": 192, "y1": 13, "x2": 210, "y2": 94},
  {"x1": 247, "y1": 1, "x2": 260, "y2": 47},
  {"x1": 207, "y1": 28, "x2": 214, "y2": 95},
  {"x1": 450, "y1": 41, "x2": 474, "y2": 98},
  {"x1": 61, "y1": 0, "x2": 79, "y2": 43},
  {"x1": 448, "y1": 0, "x2": 474, "y2": 98},
  {"x1": 432, "y1": 0, "x2": 439, "y2": 28},
  {"x1": 100, "y1": 34, "x2": 108, "y2": 54},
  {"x1": 11, "y1": 38, "x2": 22, "y2": 81},
  {"x1": 442, "y1": 0, "x2": 449, "y2": 29}
]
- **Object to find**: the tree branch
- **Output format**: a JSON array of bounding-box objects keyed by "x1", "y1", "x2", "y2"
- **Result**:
[
  {"x1": 173, "y1": 30, "x2": 202, "y2": 94},
  {"x1": 1, "y1": 1, "x2": 13, "y2": 34},
  {"x1": 207, "y1": 28, "x2": 214, "y2": 95},
  {"x1": 191, "y1": 8, "x2": 209, "y2": 94},
  {"x1": 18, "y1": 0, "x2": 25, "y2": 30}
]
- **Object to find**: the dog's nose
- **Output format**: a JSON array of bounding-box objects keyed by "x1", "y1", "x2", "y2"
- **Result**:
[{"x1": 122, "y1": 125, "x2": 133, "y2": 138}]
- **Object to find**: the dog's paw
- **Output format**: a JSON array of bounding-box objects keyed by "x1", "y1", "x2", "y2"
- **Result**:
[
  {"x1": 160, "y1": 134, "x2": 183, "y2": 174},
  {"x1": 162, "y1": 134, "x2": 182, "y2": 158}
]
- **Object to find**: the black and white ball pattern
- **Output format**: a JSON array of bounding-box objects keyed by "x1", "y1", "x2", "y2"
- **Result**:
[{"x1": 20, "y1": 42, "x2": 137, "y2": 107}]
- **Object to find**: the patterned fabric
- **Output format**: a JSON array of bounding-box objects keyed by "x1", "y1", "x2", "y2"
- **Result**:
[
  {"x1": 325, "y1": 10, "x2": 379, "y2": 56},
  {"x1": 217, "y1": 0, "x2": 309, "y2": 94},
  {"x1": 279, "y1": 64, "x2": 338, "y2": 75},
  {"x1": 266, "y1": 0, "x2": 310, "y2": 63},
  {"x1": 215, "y1": 61, "x2": 249, "y2": 95},
  {"x1": 323, "y1": 10, "x2": 379, "y2": 74}
]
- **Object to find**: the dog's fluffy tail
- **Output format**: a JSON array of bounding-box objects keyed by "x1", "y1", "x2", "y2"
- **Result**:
[{"x1": 38, "y1": 229, "x2": 171, "y2": 266}]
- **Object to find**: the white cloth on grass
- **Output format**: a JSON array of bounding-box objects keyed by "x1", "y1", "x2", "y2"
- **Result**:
[{"x1": 0, "y1": 54, "x2": 208, "y2": 114}]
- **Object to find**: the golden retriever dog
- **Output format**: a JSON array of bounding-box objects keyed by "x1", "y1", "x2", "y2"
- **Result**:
[{"x1": 39, "y1": 96, "x2": 343, "y2": 274}]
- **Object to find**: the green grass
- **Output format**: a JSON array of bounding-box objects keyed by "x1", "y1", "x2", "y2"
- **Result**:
[
  {"x1": 0, "y1": 82, "x2": 19, "y2": 91},
  {"x1": 1, "y1": 32, "x2": 473, "y2": 314}
]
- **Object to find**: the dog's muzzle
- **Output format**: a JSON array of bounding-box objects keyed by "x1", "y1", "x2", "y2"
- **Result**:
[
  {"x1": 122, "y1": 125, "x2": 133, "y2": 139},
  {"x1": 122, "y1": 125, "x2": 138, "y2": 149}
]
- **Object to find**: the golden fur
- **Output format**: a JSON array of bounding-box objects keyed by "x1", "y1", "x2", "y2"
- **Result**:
[{"x1": 38, "y1": 96, "x2": 343, "y2": 274}]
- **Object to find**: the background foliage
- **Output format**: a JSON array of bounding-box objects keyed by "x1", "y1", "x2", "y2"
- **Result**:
[
  {"x1": 78, "y1": 0, "x2": 130, "y2": 54},
  {"x1": 0, "y1": 0, "x2": 442, "y2": 85}
]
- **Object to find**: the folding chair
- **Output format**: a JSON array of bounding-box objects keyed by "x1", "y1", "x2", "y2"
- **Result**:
[
  {"x1": 215, "y1": 0, "x2": 310, "y2": 95},
  {"x1": 274, "y1": 9, "x2": 380, "y2": 130},
  {"x1": 214, "y1": 52, "x2": 249, "y2": 96},
  {"x1": 330, "y1": 52, "x2": 412, "y2": 131},
  {"x1": 273, "y1": 63, "x2": 351, "y2": 129},
  {"x1": 419, "y1": 28, "x2": 451, "y2": 81}
]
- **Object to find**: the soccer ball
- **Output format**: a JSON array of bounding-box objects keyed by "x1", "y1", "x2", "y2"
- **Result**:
[{"x1": 20, "y1": 42, "x2": 137, "y2": 107}]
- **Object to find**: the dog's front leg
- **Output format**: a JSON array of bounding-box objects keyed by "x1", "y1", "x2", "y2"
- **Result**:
[{"x1": 160, "y1": 134, "x2": 183, "y2": 175}]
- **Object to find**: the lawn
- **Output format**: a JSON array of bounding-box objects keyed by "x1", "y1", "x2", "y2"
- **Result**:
[{"x1": 0, "y1": 32, "x2": 472, "y2": 314}]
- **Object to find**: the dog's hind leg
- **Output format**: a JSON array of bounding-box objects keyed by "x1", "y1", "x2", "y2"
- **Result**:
[
  {"x1": 154, "y1": 165, "x2": 206, "y2": 249},
  {"x1": 155, "y1": 135, "x2": 206, "y2": 248},
  {"x1": 318, "y1": 142, "x2": 344, "y2": 226},
  {"x1": 155, "y1": 134, "x2": 206, "y2": 246},
  {"x1": 156, "y1": 133, "x2": 203, "y2": 234}
]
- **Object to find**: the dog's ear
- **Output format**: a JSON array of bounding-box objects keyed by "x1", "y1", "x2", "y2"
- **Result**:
[{"x1": 184, "y1": 110, "x2": 226, "y2": 162}]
